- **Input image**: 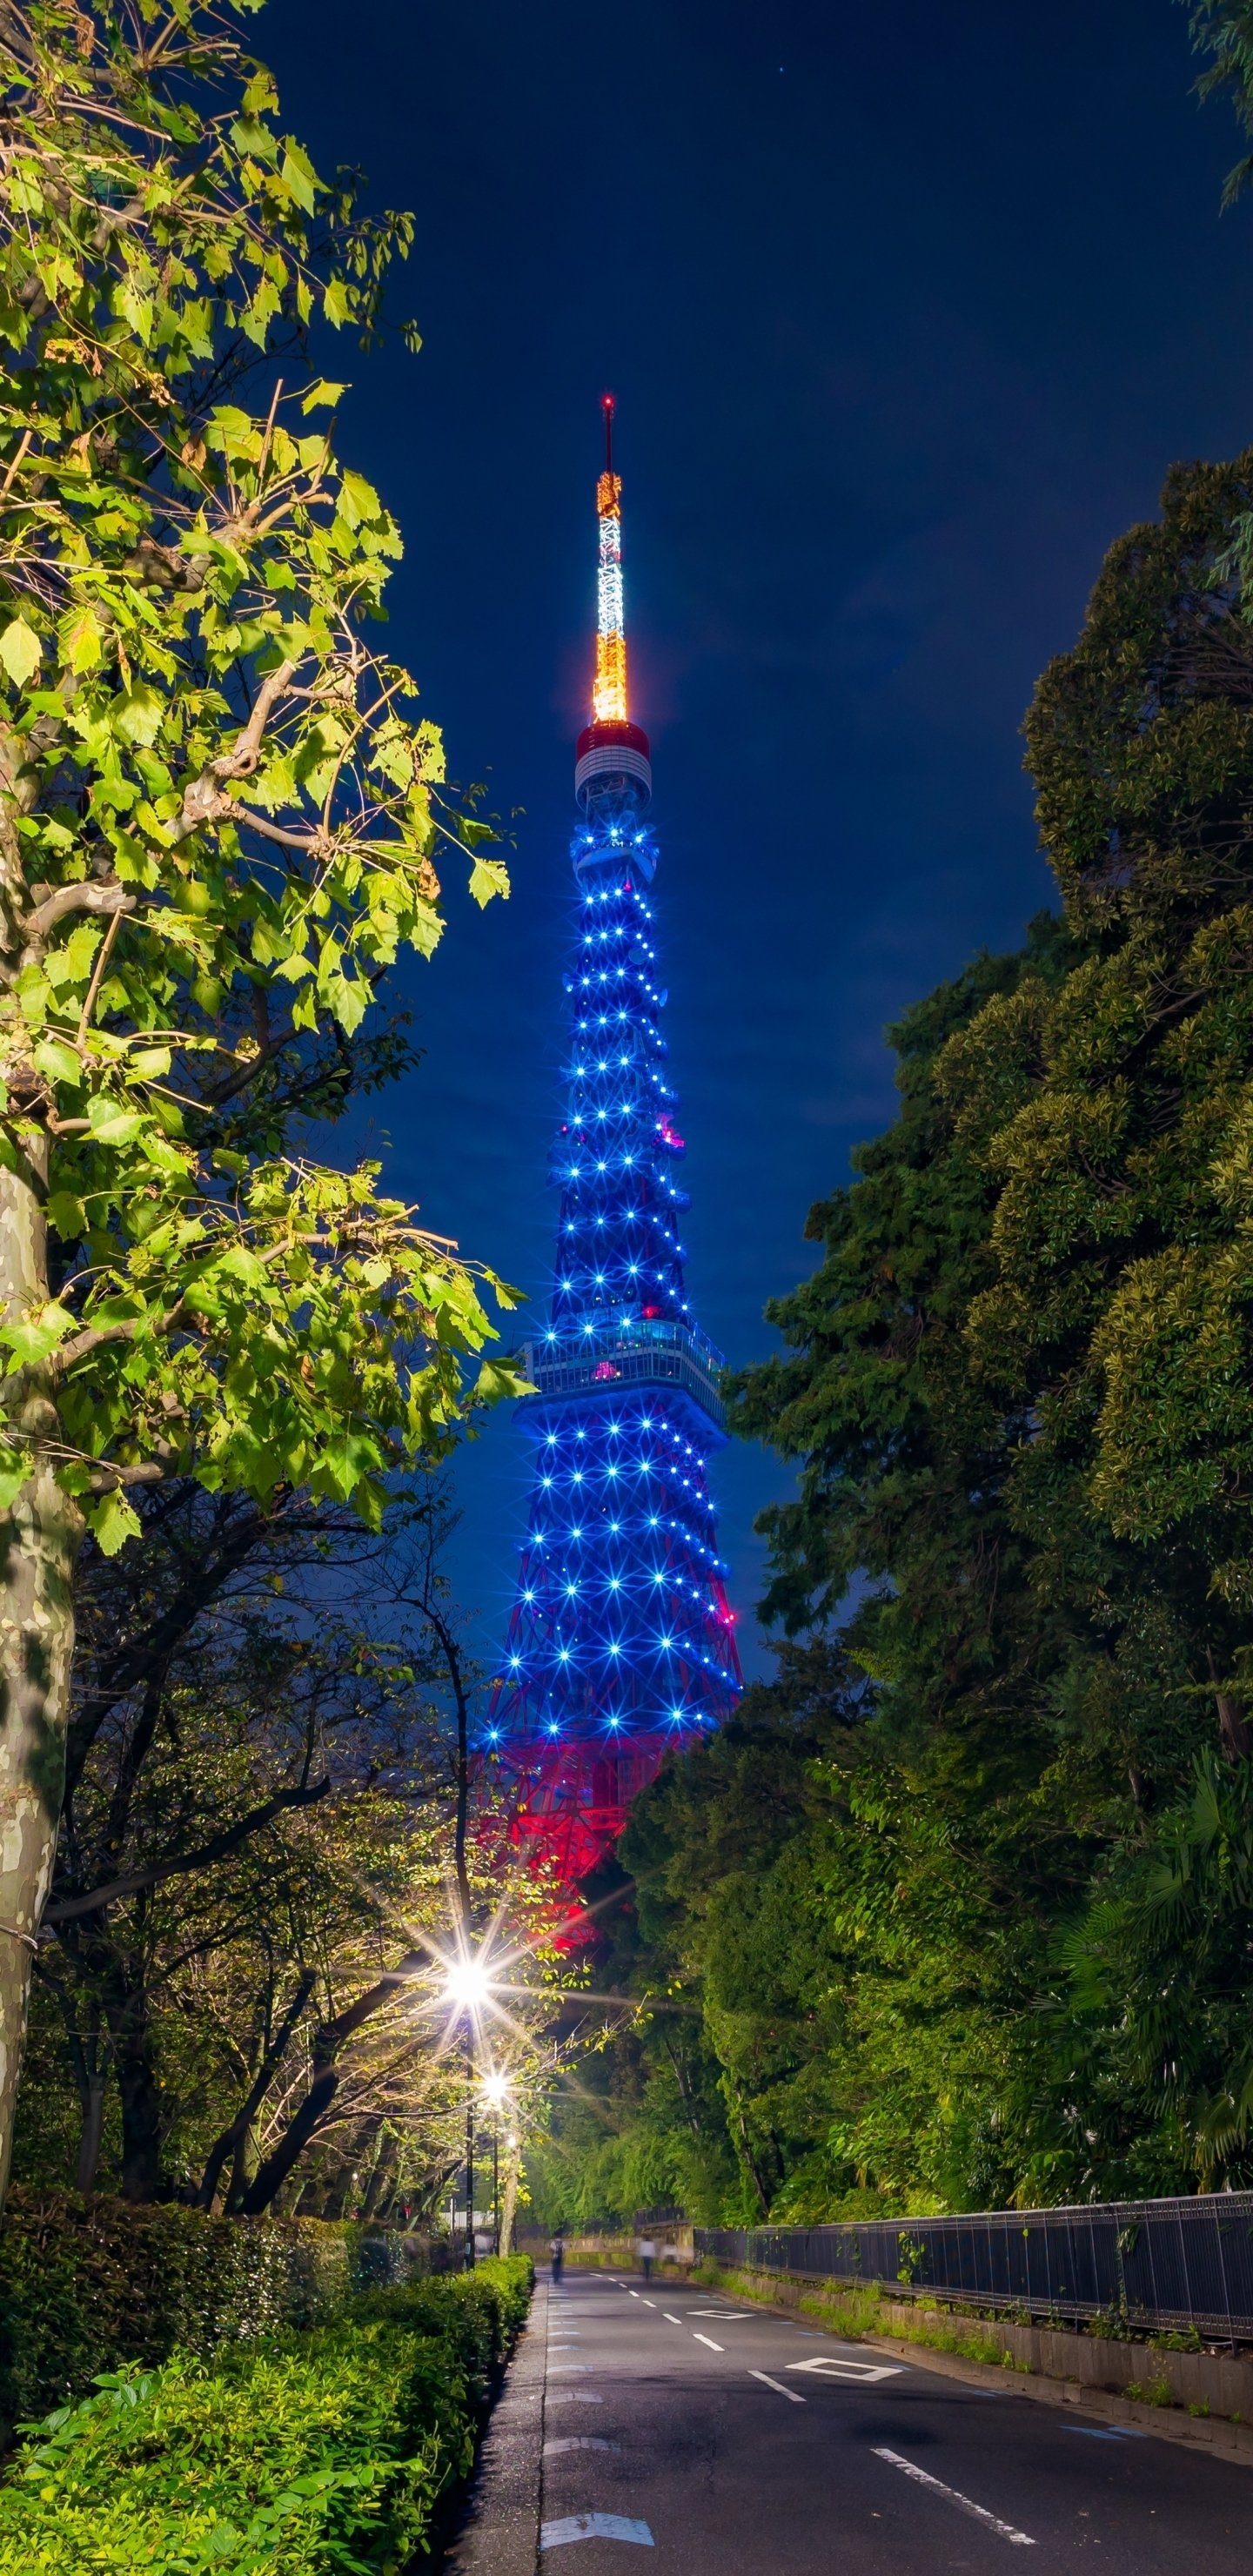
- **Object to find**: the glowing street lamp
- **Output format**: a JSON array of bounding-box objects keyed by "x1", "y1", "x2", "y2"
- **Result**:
[
  {"x1": 442, "y1": 1953, "x2": 495, "y2": 2016},
  {"x1": 439, "y1": 1948, "x2": 499, "y2": 2272}
]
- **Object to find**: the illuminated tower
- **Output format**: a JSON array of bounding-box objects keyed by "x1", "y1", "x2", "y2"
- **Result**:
[{"x1": 487, "y1": 399, "x2": 741, "y2": 1892}]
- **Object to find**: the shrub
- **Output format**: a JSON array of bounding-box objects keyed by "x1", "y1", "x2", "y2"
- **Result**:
[
  {"x1": 0, "y1": 2257, "x2": 533, "y2": 2574},
  {"x1": 0, "y1": 2190, "x2": 439, "y2": 2432}
]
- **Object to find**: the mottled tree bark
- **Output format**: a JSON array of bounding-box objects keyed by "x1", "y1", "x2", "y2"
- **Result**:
[
  {"x1": 499, "y1": 2143, "x2": 519, "y2": 2257},
  {"x1": 0, "y1": 1124, "x2": 82, "y2": 2208}
]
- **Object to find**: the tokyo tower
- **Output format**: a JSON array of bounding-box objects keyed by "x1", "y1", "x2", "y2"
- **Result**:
[{"x1": 486, "y1": 399, "x2": 742, "y2": 1893}]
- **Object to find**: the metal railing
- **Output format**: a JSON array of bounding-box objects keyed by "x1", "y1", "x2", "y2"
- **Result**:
[
  {"x1": 519, "y1": 1317, "x2": 727, "y2": 1437},
  {"x1": 695, "y1": 2197, "x2": 1253, "y2": 2338}
]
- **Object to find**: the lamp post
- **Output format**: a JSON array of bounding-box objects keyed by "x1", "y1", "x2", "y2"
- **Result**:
[
  {"x1": 465, "y1": 2024, "x2": 475, "y2": 2271},
  {"x1": 441, "y1": 1952, "x2": 496, "y2": 2273},
  {"x1": 479, "y1": 2069, "x2": 511, "y2": 2257}
]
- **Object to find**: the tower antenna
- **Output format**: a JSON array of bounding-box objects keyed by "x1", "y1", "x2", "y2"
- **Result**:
[{"x1": 601, "y1": 391, "x2": 614, "y2": 476}]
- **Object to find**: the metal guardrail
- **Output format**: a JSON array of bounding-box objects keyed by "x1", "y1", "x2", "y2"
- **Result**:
[{"x1": 696, "y1": 2197, "x2": 1253, "y2": 2338}]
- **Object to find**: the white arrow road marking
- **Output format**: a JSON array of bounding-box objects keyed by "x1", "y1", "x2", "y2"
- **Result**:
[
  {"x1": 873, "y1": 2450, "x2": 1035, "y2": 2546},
  {"x1": 541, "y1": 2515, "x2": 653, "y2": 2550},
  {"x1": 787, "y1": 2358, "x2": 904, "y2": 2382},
  {"x1": 547, "y1": 2392, "x2": 604, "y2": 2405},
  {"x1": 688, "y1": 2309, "x2": 752, "y2": 2319},
  {"x1": 749, "y1": 2370, "x2": 806, "y2": 2403},
  {"x1": 692, "y1": 2332, "x2": 724, "y2": 2351},
  {"x1": 544, "y1": 2438, "x2": 621, "y2": 2456}
]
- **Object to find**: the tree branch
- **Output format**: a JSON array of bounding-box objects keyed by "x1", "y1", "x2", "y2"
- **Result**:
[
  {"x1": 20, "y1": 880, "x2": 135, "y2": 953},
  {"x1": 44, "y1": 1777, "x2": 331, "y2": 1925}
]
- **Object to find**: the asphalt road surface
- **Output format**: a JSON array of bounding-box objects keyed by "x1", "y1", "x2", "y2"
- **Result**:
[{"x1": 537, "y1": 2267, "x2": 1249, "y2": 2571}]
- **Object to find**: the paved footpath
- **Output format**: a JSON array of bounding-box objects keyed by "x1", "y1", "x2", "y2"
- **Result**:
[{"x1": 526, "y1": 2265, "x2": 1250, "y2": 2572}]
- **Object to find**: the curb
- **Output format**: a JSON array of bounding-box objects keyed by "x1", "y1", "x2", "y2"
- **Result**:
[
  {"x1": 686, "y1": 2264, "x2": 1253, "y2": 2474},
  {"x1": 445, "y1": 2277, "x2": 548, "y2": 2574},
  {"x1": 863, "y1": 2335, "x2": 1253, "y2": 2470}
]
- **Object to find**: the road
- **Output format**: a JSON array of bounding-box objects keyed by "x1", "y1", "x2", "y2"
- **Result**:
[{"x1": 535, "y1": 2266, "x2": 1248, "y2": 2570}]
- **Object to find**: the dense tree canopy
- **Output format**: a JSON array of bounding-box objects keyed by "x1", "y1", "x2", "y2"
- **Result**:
[
  {"x1": 534, "y1": 453, "x2": 1253, "y2": 2227},
  {"x1": 0, "y1": 0, "x2": 529, "y2": 2197}
]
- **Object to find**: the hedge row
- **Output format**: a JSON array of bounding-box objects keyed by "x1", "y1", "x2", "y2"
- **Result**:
[
  {"x1": 0, "y1": 2189, "x2": 439, "y2": 2432},
  {"x1": 0, "y1": 2254, "x2": 533, "y2": 2575}
]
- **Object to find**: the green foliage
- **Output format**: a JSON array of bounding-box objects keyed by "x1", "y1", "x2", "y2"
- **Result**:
[
  {"x1": 0, "y1": 2333, "x2": 438, "y2": 2575},
  {"x1": 553, "y1": 451, "x2": 1253, "y2": 2222},
  {"x1": 349, "y1": 2253, "x2": 534, "y2": 2393},
  {"x1": 0, "y1": 2186, "x2": 434, "y2": 2428},
  {"x1": 0, "y1": 0, "x2": 525, "y2": 1533},
  {"x1": 1183, "y1": 3, "x2": 1253, "y2": 211},
  {"x1": 0, "y1": 2254, "x2": 532, "y2": 2573}
]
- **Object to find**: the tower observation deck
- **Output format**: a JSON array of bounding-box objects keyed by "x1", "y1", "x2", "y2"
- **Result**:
[{"x1": 486, "y1": 399, "x2": 742, "y2": 1893}]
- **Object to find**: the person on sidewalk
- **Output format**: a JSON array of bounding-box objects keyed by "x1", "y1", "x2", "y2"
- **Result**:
[
  {"x1": 636, "y1": 2236, "x2": 656, "y2": 2283},
  {"x1": 551, "y1": 2231, "x2": 565, "y2": 2284}
]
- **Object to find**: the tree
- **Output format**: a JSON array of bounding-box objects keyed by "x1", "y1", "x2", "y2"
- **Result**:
[
  {"x1": 0, "y1": 0, "x2": 526, "y2": 2196},
  {"x1": 550, "y1": 453, "x2": 1253, "y2": 2222},
  {"x1": 16, "y1": 1482, "x2": 570, "y2": 2213},
  {"x1": 37, "y1": 1484, "x2": 426, "y2": 2197}
]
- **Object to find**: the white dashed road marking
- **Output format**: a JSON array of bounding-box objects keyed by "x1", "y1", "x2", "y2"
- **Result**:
[
  {"x1": 640, "y1": 2297, "x2": 656, "y2": 2307},
  {"x1": 541, "y1": 2515, "x2": 654, "y2": 2550},
  {"x1": 692, "y1": 2332, "x2": 724, "y2": 2351},
  {"x1": 662, "y1": 2312, "x2": 683, "y2": 2324},
  {"x1": 873, "y1": 2450, "x2": 1035, "y2": 2547},
  {"x1": 749, "y1": 2370, "x2": 806, "y2": 2403}
]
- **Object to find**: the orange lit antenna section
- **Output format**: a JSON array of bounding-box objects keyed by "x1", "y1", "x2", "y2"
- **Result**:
[{"x1": 593, "y1": 392, "x2": 627, "y2": 724}]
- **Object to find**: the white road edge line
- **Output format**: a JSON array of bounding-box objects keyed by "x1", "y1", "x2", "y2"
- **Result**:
[
  {"x1": 872, "y1": 2449, "x2": 1035, "y2": 2547},
  {"x1": 692, "y1": 2332, "x2": 724, "y2": 2351},
  {"x1": 750, "y1": 2370, "x2": 806, "y2": 2404}
]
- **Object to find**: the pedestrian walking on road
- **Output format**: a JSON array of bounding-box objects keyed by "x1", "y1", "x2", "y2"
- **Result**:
[
  {"x1": 551, "y1": 2232, "x2": 565, "y2": 2284},
  {"x1": 637, "y1": 2236, "x2": 656, "y2": 2283}
]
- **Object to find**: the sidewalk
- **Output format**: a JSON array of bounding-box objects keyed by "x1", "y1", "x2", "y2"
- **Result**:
[{"x1": 444, "y1": 2274, "x2": 549, "y2": 2574}]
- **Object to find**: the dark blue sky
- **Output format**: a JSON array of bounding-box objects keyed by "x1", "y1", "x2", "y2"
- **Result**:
[{"x1": 264, "y1": 0, "x2": 1253, "y2": 1678}]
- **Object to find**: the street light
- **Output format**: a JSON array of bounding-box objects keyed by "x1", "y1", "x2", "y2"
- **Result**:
[
  {"x1": 442, "y1": 1953, "x2": 494, "y2": 2014},
  {"x1": 441, "y1": 1947, "x2": 499, "y2": 2272},
  {"x1": 479, "y1": 2070, "x2": 512, "y2": 2247}
]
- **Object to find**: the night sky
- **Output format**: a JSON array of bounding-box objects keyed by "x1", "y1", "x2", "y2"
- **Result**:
[{"x1": 261, "y1": 0, "x2": 1253, "y2": 1679}]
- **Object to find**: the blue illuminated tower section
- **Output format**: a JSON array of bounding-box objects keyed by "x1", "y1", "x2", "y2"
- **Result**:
[{"x1": 488, "y1": 399, "x2": 741, "y2": 1891}]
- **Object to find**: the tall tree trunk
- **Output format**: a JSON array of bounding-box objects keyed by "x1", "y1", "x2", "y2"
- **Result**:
[
  {"x1": 56, "y1": 1999, "x2": 110, "y2": 2195},
  {"x1": 499, "y1": 2143, "x2": 519, "y2": 2257},
  {"x1": 360, "y1": 2127, "x2": 398, "y2": 2222},
  {"x1": 1208, "y1": 1648, "x2": 1251, "y2": 1762},
  {"x1": 76, "y1": 2062, "x2": 107, "y2": 2195},
  {"x1": 104, "y1": 1967, "x2": 164, "y2": 2201},
  {"x1": 197, "y1": 1968, "x2": 314, "y2": 2211},
  {"x1": 0, "y1": 1405, "x2": 82, "y2": 2202}
]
